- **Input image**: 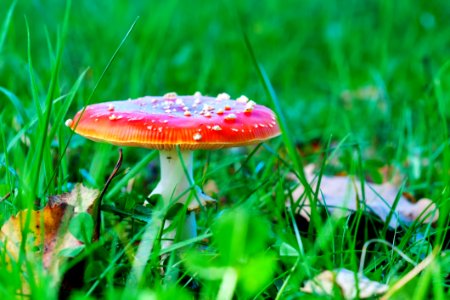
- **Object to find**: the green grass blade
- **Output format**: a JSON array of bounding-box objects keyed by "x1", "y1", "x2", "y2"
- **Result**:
[
  {"x1": 42, "y1": 69, "x2": 88, "y2": 193},
  {"x1": 0, "y1": 0, "x2": 16, "y2": 53},
  {"x1": 25, "y1": 18, "x2": 43, "y2": 120},
  {"x1": 28, "y1": 0, "x2": 72, "y2": 200},
  {"x1": 0, "y1": 87, "x2": 28, "y2": 124},
  {"x1": 48, "y1": 69, "x2": 88, "y2": 140},
  {"x1": 240, "y1": 29, "x2": 319, "y2": 229},
  {"x1": 85, "y1": 16, "x2": 140, "y2": 105}
]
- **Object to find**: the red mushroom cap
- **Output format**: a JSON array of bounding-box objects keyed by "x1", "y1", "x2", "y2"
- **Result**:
[{"x1": 67, "y1": 92, "x2": 281, "y2": 150}]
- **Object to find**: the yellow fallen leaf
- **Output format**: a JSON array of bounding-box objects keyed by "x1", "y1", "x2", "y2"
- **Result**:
[{"x1": 0, "y1": 184, "x2": 99, "y2": 288}]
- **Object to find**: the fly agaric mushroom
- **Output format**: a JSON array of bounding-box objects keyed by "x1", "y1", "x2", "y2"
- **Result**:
[{"x1": 66, "y1": 92, "x2": 280, "y2": 239}]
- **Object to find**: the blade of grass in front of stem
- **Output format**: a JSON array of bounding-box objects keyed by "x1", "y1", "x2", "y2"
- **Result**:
[{"x1": 175, "y1": 146, "x2": 208, "y2": 212}]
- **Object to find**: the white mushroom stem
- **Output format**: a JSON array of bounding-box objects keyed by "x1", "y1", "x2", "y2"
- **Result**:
[
  {"x1": 150, "y1": 149, "x2": 195, "y2": 206},
  {"x1": 147, "y1": 149, "x2": 213, "y2": 242}
]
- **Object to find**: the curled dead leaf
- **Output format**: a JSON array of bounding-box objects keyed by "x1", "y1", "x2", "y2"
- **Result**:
[
  {"x1": 397, "y1": 198, "x2": 439, "y2": 225},
  {"x1": 286, "y1": 165, "x2": 439, "y2": 228}
]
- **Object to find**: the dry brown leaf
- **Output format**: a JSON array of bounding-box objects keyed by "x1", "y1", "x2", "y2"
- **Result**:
[
  {"x1": 301, "y1": 268, "x2": 388, "y2": 299},
  {"x1": 0, "y1": 184, "x2": 99, "y2": 287},
  {"x1": 287, "y1": 166, "x2": 439, "y2": 228}
]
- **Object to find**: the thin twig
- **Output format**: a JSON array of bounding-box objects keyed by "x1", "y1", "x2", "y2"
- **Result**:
[
  {"x1": 0, "y1": 191, "x2": 11, "y2": 202},
  {"x1": 94, "y1": 148, "x2": 123, "y2": 239}
]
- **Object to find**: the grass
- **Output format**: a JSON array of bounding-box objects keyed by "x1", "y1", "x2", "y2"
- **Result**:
[{"x1": 1, "y1": 0, "x2": 450, "y2": 299}]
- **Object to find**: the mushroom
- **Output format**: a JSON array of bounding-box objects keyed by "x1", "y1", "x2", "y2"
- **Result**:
[{"x1": 66, "y1": 92, "x2": 281, "y2": 241}]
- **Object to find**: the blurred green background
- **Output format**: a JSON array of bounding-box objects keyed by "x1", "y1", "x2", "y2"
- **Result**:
[
  {"x1": 1, "y1": 0, "x2": 450, "y2": 298},
  {"x1": 2, "y1": 0, "x2": 449, "y2": 143}
]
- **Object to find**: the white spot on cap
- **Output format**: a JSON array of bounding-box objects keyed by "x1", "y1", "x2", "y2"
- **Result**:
[
  {"x1": 231, "y1": 128, "x2": 239, "y2": 132},
  {"x1": 212, "y1": 125, "x2": 222, "y2": 131},
  {"x1": 224, "y1": 105, "x2": 231, "y2": 110},
  {"x1": 184, "y1": 111, "x2": 192, "y2": 116},
  {"x1": 65, "y1": 119, "x2": 73, "y2": 127},
  {"x1": 107, "y1": 104, "x2": 115, "y2": 111},
  {"x1": 244, "y1": 101, "x2": 256, "y2": 113},
  {"x1": 236, "y1": 95, "x2": 249, "y2": 103},
  {"x1": 193, "y1": 133, "x2": 202, "y2": 141},
  {"x1": 164, "y1": 92, "x2": 177, "y2": 99},
  {"x1": 216, "y1": 108, "x2": 224, "y2": 115},
  {"x1": 194, "y1": 91, "x2": 202, "y2": 97},
  {"x1": 109, "y1": 114, "x2": 117, "y2": 120},
  {"x1": 128, "y1": 117, "x2": 144, "y2": 121},
  {"x1": 224, "y1": 113, "x2": 237, "y2": 121},
  {"x1": 147, "y1": 125, "x2": 153, "y2": 130},
  {"x1": 203, "y1": 104, "x2": 214, "y2": 111},
  {"x1": 217, "y1": 93, "x2": 230, "y2": 100},
  {"x1": 204, "y1": 111, "x2": 212, "y2": 118}
]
